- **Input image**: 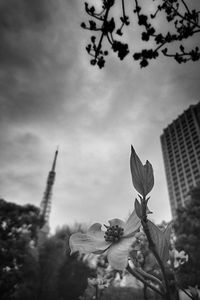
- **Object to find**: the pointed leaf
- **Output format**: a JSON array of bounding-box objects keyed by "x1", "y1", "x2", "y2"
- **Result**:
[
  {"x1": 134, "y1": 198, "x2": 142, "y2": 219},
  {"x1": 144, "y1": 160, "x2": 154, "y2": 195},
  {"x1": 123, "y1": 209, "x2": 141, "y2": 236},
  {"x1": 164, "y1": 221, "x2": 172, "y2": 247},
  {"x1": 130, "y1": 146, "x2": 154, "y2": 197},
  {"x1": 148, "y1": 221, "x2": 170, "y2": 263},
  {"x1": 130, "y1": 146, "x2": 145, "y2": 196}
]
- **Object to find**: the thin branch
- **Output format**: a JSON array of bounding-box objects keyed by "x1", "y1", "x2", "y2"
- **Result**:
[
  {"x1": 181, "y1": 289, "x2": 193, "y2": 300},
  {"x1": 87, "y1": 12, "x2": 104, "y2": 21},
  {"x1": 165, "y1": 0, "x2": 200, "y2": 28},
  {"x1": 121, "y1": 0, "x2": 125, "y2": 17},
  {"x1": 191, "y1": 29, "x2": 200, "y2": 35},
  {"x1": 95, "y1": 3, "x2": 112, "y2": 58},
  {"x1": 96, "y1": 32, "x2": 104, "y2": 57},
  {"x1": 180, "y1": 0, "x2": 190, "y2": 14},
  {"x1": 134, "y1": 0, "x2": 140, "y2": 19},
  {"x1": 93, "y1": 8, "x2": 106, "y2": 17},
  {"x1": 126, "y1": 264, "x2": 165, "y2": 297},
  {"x1": 106, "y1": 33, "x2": 113, "y2": 45},
  {"x1": 136, "y1": 267, "x2": 163, "y2": 289},
  {"x1": 154, "y1": 41, "x2": 167, "y2": 52},
  {"x1": 83, "y1": 27, "x2": 102, "y2": 32}
]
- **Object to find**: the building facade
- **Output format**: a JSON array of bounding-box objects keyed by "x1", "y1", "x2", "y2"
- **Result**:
[{"x1": 160, "y1": 102, "x2": 200, "y2": 218}]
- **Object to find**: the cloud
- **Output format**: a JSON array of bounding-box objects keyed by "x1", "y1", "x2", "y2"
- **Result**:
[{"x1": 0, "y1": 0, "x2": 83, "y2": 126}]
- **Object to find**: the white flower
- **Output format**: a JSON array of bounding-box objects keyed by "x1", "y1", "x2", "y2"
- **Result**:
[
  {"x1": 171, "y1": 249, "x2": 189, "y2": 268},
  {"x1": 69, "y1": 210, "x2": 141, "y2": 271}
]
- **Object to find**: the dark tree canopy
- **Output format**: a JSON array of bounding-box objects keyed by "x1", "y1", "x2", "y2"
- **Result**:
[
  {"x1": 81, "y1": 0, "x2": 200, "y2": 68},
  {"x1": 37, "y1": 225, "x2": 94, "y2": 300},
  {"x1": 58, "y1": 253, "x2": 94, "y2": 300},
  {"x1": 174, "y1": 185, "x2": 200, "y2": 288},
  {"x1": 0, "y1": 199, "x2": 41, "y2": 300},
  {"x1": 0, "y1": 202, "x2": 94, "y2": 300}
]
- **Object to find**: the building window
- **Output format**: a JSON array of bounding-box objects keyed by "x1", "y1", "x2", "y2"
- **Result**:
[
  {"x1": 194, "y1": 169, "x2": 199, "y2": 175},
  {"x1": 185, "y1": 168, "x2": 191, "y2": 174}
]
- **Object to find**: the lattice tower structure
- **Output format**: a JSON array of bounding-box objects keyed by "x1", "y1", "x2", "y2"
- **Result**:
[{"x1": 40, "y1": 149, "x2": 58, "y2": 224}]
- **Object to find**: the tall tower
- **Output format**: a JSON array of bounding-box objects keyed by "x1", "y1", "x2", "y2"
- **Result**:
[
  {"x1": 160, "y1": 102, "x2": 200, "y2": 219},
  {"x1": 39, "y1": 148, "x2": 58, "y2": 236}
]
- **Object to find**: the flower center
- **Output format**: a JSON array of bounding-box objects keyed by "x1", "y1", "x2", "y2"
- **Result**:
[{"x1": 104, "y1": 225, "x2": 124, "y2": 243}]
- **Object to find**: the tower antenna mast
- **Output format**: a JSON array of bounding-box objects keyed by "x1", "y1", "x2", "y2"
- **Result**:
[{"x1": 40, "y1": 148, "x2": 58, "y2": 228}]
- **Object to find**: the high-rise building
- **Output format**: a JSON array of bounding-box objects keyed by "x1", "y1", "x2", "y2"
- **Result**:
[{"x1": 160, "y1": 102, "x2": 200, "y2": 218}]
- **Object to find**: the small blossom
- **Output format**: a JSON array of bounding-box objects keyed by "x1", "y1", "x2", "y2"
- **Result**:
[
  {"x1": 130, "y1": 146, "x2": 154, "y2": 197},
  {"x1": 170, "y1": 249, "x2": 189, "y2": 268},
  {"x1": 88, "y1": 275, "x2": 110, "y2": 289},
  {"x1": 69, "y1": 210, "x2": 141, "y2": 271}
]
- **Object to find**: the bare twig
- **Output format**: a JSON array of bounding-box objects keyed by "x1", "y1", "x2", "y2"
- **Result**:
[{"x1": 126, "y1": 264, "x2": 165, "y2": 297}]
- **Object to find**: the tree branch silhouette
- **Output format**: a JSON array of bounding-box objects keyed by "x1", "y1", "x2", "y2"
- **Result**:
[{"x1": 81, "y1": 0, "x2": 200, "y2": 68}]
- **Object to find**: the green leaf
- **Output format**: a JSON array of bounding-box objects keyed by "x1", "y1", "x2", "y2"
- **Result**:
[
  {"x1": 130, "y1": 146, "x2": 154, "y2": 197},
  {"x1": 164, "y1": 221, "x2": 172, "y2": 247},
  {"x1": 134, "y1": 199, "x2": 142, "y2": 219},
  {"x1": 148, "y1": 221, "x2": 171, "y2": 263}
]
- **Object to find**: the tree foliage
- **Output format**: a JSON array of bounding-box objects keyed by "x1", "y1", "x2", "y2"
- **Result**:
[
  {"x1": 81, "y1": 0, "x2": 200, "y2": 68},
  {"x1": 0, "y1": 199, "x2": 41, "y2": 300},
  {"x1": 0, "y1": 202, "x2": 94, "y2": 300},
  {"x1": 37, "y1": 237, "x2": 65, "y2": 300},
  {"x1": 37, "y1": 225, "x2": 94, "y2": 300},
  {"x1": 58, "y1": 253, "x2": 94, "y2": 300},
  {"x1": 174, "y1": 185, "x2": 200, "y2": 288}
]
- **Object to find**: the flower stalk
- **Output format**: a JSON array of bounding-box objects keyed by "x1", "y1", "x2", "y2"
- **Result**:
[
  {"x1": 126, "y1": 263, "x2": 165, "y2": 297},
  {"x1": 136, "y1": 267, "x2": 163, "y2": 289},
  {"x1": 140, "y1": 196, "x2": 172, "y2": 300}
]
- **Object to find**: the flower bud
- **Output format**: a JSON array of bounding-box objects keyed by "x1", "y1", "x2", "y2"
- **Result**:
[{"x1": 130, "y1": 146, "x2": 154, "y2": 197}]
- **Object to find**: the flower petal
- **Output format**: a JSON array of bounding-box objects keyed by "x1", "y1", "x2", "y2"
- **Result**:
[
  {"x1": 69, "y1": 224, "x2": 111, "y2": 255},
  {"x1": 107, "y1": 236, "x2": 136, "y2": 270},
  {"x1": 88, "y1": 223, "x2": 104, "y2": 237},
  {"x1": 108, "y1": 218, "x2": 125, "y2": 228},
  {"x1": 123, "y1": 210, "x2": 141, "y2": 237}
]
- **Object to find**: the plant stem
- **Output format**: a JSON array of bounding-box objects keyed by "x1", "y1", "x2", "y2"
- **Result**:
[
  {"x1": 136, "y1": 267, "x2": 163, "y2": 289},
  {"x1": 141, "y1": 198, "x2": 171, "y2": 300},
  {"x1": 126, "y1": 264, "x2": 165, "y2": 297}
]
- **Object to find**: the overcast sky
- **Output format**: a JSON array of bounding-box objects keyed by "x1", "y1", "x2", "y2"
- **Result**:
[{"x1": 0, "y1": 0, "x2": 199, "y2": 232}]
